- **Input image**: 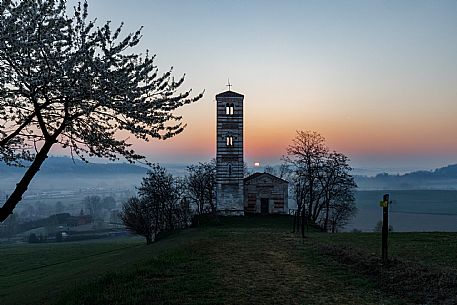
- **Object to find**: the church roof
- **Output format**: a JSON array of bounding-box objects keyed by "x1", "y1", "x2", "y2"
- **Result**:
[
  {"x1": 216, "y1": 90, "x2": 244, "y2": 99},
  {"x1": 244, "y1": 172, "x2": 289, "y2": 184}
]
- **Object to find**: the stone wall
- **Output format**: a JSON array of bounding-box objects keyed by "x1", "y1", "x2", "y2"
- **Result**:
[{"x1": 244, "y1": 173, "x2": 288, "y2": 214}]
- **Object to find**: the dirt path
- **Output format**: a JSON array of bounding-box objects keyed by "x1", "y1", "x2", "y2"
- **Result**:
[{"x1": 211, "y1": 227, "x2": 405, "y2": 305}]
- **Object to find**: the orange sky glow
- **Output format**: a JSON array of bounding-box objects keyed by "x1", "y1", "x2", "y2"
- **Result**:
[{"x1": 49, "y1": 1, "x2": 457, "y2": 171}]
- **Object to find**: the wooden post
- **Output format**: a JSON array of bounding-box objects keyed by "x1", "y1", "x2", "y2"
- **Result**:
[{"x1": 381, "y1": 193, "x2": 389, "y2": 264}]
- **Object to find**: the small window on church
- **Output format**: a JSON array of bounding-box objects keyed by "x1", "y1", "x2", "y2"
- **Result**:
[
  {"x1": 230, "y1": 103, "x2": 234, "y2": 115},
  {"x1": 226, "y1": 136, "x2": 233, "y2": 146},
  {"x1": 228, "y1": 164, "x2": 232, "y2": 176}
]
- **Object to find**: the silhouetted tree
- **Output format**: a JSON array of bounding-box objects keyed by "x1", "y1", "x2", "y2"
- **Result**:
[
  {"x1": 0, "y1": 0, "x2": 203, "y2": 221},
  {"x1": 120, "y1": 197, "x2": 156, "y2": 244},
  {"x1": 121, "y1": 164, "x2": 185, "y2": 244},
  {"x1": 284, "y1": 131, "x2": 328, "y2": 236},
  {"x1": 328, "y1": 194, "x2": 357, "y2": 233},
  {"x1": 264, "y1": 165, "x2": 276, "y2": 175},
  {"x1": 185, "y1": 161, "x2": 216, "y2": 216},
  {"x1": 179, "y1": 197, "x2": 192, "y2": 227},
  {"x1": 278, "y1": 163, "x2": 291, "y2": 180},
  {"x1": 318, "y1": 152, "x2": 357, "y2": 232},
  {"x1": 138, "y1": 164, "x2": 183, "y2": 232},
  {"x1": 284, "y1": 131, "x2": 357, "y2": 236}
]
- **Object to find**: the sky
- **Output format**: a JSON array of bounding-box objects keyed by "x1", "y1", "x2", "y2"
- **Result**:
[{"x1": 61, "y1": 0, "x2": 457, "y2": 172}]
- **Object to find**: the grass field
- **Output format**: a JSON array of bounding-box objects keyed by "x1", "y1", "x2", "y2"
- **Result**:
[
  {"x1": 308, "y1": 231, "x2": 457, "y2": 271},
  {"x1": 1, "y1": 216, "x2": 456, "y2": 305}
]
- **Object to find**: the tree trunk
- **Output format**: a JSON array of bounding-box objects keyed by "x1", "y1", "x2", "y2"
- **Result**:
[
  {"x1": 0, "y1": 139, "x2": 55, "y2": 222},
  {"x1": 323, "y1": 198, "x2": 330, "y2": 232},
  {"x1": 292, "y1": 209, "x2": 297, "y2": 233}
]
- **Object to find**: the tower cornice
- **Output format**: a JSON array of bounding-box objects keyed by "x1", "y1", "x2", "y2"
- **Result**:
[{"x1": 216, "y1": 90, "x2": 244, "y2": 99}]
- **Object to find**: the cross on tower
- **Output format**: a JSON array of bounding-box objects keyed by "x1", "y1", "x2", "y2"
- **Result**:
[{"x1": 226, "y1": 79, "x2": 232, "y2": 91}]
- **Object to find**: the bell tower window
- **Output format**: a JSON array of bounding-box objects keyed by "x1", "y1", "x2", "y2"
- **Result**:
[
  {"x1": 225, "y1": 103, "x2": 234, "y2": 115},
  {"x1": 226, "y1": 136, "x2": 233, "y2": 146}
]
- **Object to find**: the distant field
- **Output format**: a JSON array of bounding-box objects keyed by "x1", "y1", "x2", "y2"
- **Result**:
[
  {"x1": 349, "y1": 190, "x2": 457, "y2": 232},
  {"x1": 1, "y1": 216, "x2": 456, "y2": 305}
]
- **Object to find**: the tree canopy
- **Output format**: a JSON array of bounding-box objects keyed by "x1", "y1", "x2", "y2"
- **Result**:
[
  {"x1": 284, "y1": 130, "x2": 357, "y2": 235},
  {"x1": 184, "y1": 160, "x2": 216, "y2": 216},
  {"x1": 121, "y1": 164, "x2": 187, "y2": 244},
  {"x1": 0, "y1": 0, "x2": 203, "y2": 221}
]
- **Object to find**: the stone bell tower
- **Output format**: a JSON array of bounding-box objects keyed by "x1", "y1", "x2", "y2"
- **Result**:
[{"x1": 215, "y1": 87, "x2": 244, "y2": 215}]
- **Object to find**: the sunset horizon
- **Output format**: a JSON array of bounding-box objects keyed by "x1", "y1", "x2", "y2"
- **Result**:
[
  {"x1": 46, "y1": 0, "x2": 457, "y2": 171},
  {"x1": 2, "y1": 2, "x2": 457, "y2": 304}
]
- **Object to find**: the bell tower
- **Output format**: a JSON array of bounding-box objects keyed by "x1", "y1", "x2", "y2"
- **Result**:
[{"x1": 215, "y1": 87, "x2": 244, "y2": 215}]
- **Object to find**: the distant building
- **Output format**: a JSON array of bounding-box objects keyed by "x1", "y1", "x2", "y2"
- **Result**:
[
  {"x1": 215, "y1": 88, "x2": 288, "y2": 215},
  {"x1": 244, "y1": 173, "x2": 288, "y2": 214}
]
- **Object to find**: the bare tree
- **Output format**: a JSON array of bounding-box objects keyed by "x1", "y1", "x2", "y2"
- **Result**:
[
  {"x1": 0, "y1": 0, "x2": 203, "y2": 221},
  {"x1": 278, "y1": 163, "x2": 291, "y2": 180},
  {"x1": 284, "y1": 131, "x2": 328, "y2": 236},
  {"x1": 121, "y1": 163, "x2": 185, "y2": 244},
  {"x1": 120, "y1": 197, "x2": 156, "y2": 244},
  {"x1": 264, "y1": 165, "x2": 276, "y2": 175},
  {"x1": 328, "y1": 192, "x2": 357, "y2": 233},
  {"x1": 318, "y1": 152, "x2": 357, "y2": 232},
  {"x1": 284, "y1": 131, "x2": 357, "y2": 236},
  {"x1": 137, "y1": 164, "x2": 183, "y2": 232},
  {"x1": 178, "y1": 197, "x2": 192, "y2": 227},
  {"x1": 184, "y1": 160, "x2": 216, "y2": 216}
]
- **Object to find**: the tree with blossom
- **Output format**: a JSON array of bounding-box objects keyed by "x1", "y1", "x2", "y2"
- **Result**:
[{"x1": 0, "y1": 0, "x2": 203, "y2": 221}]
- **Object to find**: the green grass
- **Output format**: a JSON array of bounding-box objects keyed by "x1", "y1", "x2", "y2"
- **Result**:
[
  {"x1": 0, "y1": 233, "x2": 202, "y2": 305},
  {"x1": 1, "y1": 215, "x2": 455, "y2": 305},
  {"x1": 308, "y1": 231, "x2": 457, "y2": 271}
]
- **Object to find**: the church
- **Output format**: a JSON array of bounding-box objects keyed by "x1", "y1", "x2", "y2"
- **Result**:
[{"x1": 215, "y1": 88, "x2": 288, "y2": 216}]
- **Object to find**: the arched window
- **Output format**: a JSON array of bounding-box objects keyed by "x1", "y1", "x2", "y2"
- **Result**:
[
  {"x1": 226, "y1": 136, "x2": 233, "y2": 146},
  {"x1": 226, "y1": 103, "x2": 234, "y2": 115},
  {"x1": 228, "y1": 164, "x2": 232, "y2": 176}
]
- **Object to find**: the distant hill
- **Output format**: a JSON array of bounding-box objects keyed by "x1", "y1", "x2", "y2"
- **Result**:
[
  {"x1": 0, "y1": 156, "x2": 149, "y2": 176},
  {"x1": 355, "y1": 164, "x2": 457, "y2": 190},
  {"x1": 4, "y1": 157, "x2": 457, "y2": 189}
]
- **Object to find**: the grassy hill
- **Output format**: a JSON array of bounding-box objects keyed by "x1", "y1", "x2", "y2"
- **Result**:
[{"x1": 1, "y1": 216, "x2": 456, "y2": 305}]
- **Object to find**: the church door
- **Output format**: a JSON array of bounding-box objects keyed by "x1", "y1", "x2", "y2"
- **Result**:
[{"x1": 260, "y1": 198, "x2": 269, "y2": 215}]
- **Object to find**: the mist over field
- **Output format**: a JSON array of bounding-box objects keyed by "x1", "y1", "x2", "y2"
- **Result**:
[
  {"x1": 1, "y1": 157, "x2": 456, "y2": 232},
  {"x1": 0, "y1": 157, "x2": 186, "y2": 219}
]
